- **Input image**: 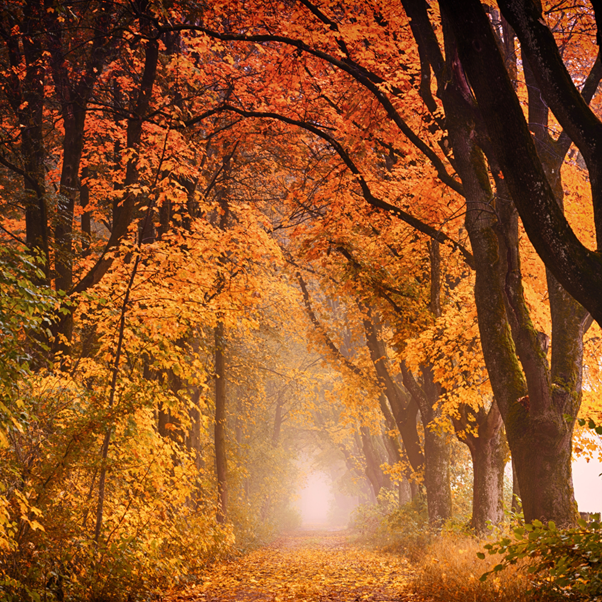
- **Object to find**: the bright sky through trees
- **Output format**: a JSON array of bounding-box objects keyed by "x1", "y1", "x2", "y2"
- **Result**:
[
  {"x1": 574, "y1": 456, "x2": 602, "y2": 512},
  {"x1": 297, "y1": 472, "x2": 334, "y2": 526}
]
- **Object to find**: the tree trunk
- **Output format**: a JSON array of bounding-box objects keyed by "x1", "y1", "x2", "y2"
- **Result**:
[
  {"x1": 453, "y1": 394, "x2": 505, "y2": 533},
  {"x1": 362, "y1": 309, "x2": 425, "y2": 472},
  {"x1": 423, "y1": 426, "x2": 452, "y2": 526},
  {"x1": 272, "y1": 391, "x2": 285, "y2": 446},
  {"x1": 187, "y1": 388, "x2": 203, "y2": 472},
  {"x1": 402, "y1": 364, "x2": 452, "y2": 526},
  {"x1": 510, "y1": 425, "x2": 576, "y2": 524},
  {"x1": 3, "y1": 1, "x2": 50, "y2": 276},
  {"x1": 399, "y1": 480, "x2": 412, "y2": 505},
  {"x1": 73, "y1": 38, "x2": 159, "y2": 294},
  {"x1": 469, "y1": 435, "x2": 505, "y2": 533},
  {"x1": 511, "y1": 458, "x2": 521, "y2": 512},
  {"x1": 214, "y1": 321, "x2": 228, "y2": 523},
  {"x1": 401, "y1": 0, "x2": 593, "y2": 527},
  {"x1": 378, "y1": 394, "x2": 414, "y2": 504},
  {"x1": 399, "y1": 238, "x2": 452, "y2": 526},
  {"x1": 359, "y1": 426, "x2": 389, "y2": 497},
  {"x1": 440, "y1": 0, "x2": 602, "y2": 327},
  {"x1": 459, "y1": 402, "x2": 506, "y2": 534},
  {"x1": 438, "y1": 41, "x2": 581, "y2": 525}
]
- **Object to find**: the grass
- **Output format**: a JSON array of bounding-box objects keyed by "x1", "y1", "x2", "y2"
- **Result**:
[{"x1": 408, "y1": 532, "x2": 554, "y2": 602}]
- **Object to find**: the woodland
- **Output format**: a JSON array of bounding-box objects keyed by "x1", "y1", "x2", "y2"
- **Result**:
[{"x1": 1, "y1": 0, "x2": 602, "y2": 600}]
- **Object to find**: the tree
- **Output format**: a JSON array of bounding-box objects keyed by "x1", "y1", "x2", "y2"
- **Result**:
[{"x1": 441, "y1": 0, "x2": 602, "y2": 326}]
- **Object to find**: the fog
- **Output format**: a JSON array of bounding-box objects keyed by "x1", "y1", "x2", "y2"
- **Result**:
[
  {"x1": 295, "y1": 457, "x2": 602, "y2": 527},
  {"x1": 297, "y1": 471, "x2": 333, "y2": 526}
]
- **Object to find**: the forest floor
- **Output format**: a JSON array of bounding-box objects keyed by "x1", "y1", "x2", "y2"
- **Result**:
[{"x1": 167, "y1": 528, "x2": 417, "y2": 601}]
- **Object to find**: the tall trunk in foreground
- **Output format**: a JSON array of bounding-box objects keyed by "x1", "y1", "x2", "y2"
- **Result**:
[
  {"x1": 436, "y1": 0, "x2": 598, "y2": 526},
  {"x1": 446, "y1": 102, "x2": 582, "y2": 526}
]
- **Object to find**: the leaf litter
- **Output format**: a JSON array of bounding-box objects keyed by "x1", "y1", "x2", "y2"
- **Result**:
[{"x1": 168, "y1": 529, "x2": 417, "y2": 601}]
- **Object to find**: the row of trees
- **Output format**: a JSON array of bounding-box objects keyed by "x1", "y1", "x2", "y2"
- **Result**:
[
  {"x1": 1, "y1": 0, "x2": 602, "y2": 599},
  {"x1": 176, "y1": 0, "x2": 600, "y2": 526}
]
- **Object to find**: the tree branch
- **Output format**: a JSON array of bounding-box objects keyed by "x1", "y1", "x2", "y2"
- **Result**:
[{"x1": 188, "y1": 104, "x2": 475, "y2": 268}]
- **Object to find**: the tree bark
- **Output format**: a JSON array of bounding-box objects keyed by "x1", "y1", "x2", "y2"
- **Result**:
[
  {"x1": 423, "y1": 421, "x2": 452, "y2": 526},
  {"x1": 214, "y1": 321, "x2": 228, "y2": 523},
  {"x1": 456, "y1": 401, "x2": 506, "y2": 534},
  {"x1": 73, "y1": 38, "x2": 159, "y2": 294},
  {"x1": 0, "y1": 0, "x2": 49, "y2": 274},
  {"x1": 401, "y1": 364, "x2": 452, "y2": 526},
  {"x1": 359, "y1": 426, "x2": 389, "y2": 497},
  {"x1": 441, "y1": 51, "x2": 582, "y2": 525},
  {"x1": 439, "y1": 0, "x2": 602, "y2": 327},
  {"x1": 361, "y1": 308, "x2": 425, "y2": 472}
]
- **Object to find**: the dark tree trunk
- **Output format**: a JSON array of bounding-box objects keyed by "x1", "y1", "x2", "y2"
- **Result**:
[
  {"x1": 456, "y1": 401, "x2": 506, "y2": 534},
  {"x1": 0, "y1": 0, "x2": 49, "y2": 275},
  {"x1": 73, "y1": 38, "x2": 159, "y2": 294},
  {"x1": 402, "y1": 364, "x2": 452, "y2": 526},
  {"x1": 359, "y1": 426, "x2": 390, "y2": 497},
  {"x1": 446, "y1": 103, "x2": 581, "y2": 526},
  {"x1": 432, "y1": 20, "x2": 586, "y2": 525},
  {"x1": 362, "y1": 309, "x2": 425, "y2": 472},
  {"x1": 400, "y1": 0, "x2": 599, "y2": 527},
  {"x1": 440, "y1": 0, "x2": 602, "y2": 327}
]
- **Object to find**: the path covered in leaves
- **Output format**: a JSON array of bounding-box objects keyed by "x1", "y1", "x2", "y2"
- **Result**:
[{"x1": 169, "y1": 529, "x2": 416, "y2": 602}]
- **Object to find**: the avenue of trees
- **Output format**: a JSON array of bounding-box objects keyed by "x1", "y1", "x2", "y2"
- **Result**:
[{"x1": 0, "y1": 0, "x2": 602, "y2": 599}]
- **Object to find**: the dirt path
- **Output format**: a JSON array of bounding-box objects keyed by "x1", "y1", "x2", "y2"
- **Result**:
[{"x1": 169, "y1": 529, "x2": 416, "y2": 601}]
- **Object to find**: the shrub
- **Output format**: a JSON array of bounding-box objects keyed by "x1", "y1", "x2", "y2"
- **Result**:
[
  {"x1": 480, "y1": 516, "x2": 602, "y2": 599},
  {"x1": 350, "y1": 491, "x2": 431, "y2": 561}
]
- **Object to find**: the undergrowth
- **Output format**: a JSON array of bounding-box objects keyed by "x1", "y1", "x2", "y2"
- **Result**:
[
  {"x1": 349, "y1": 490, "x2": 431, "y2": 561},
  {"x1": 410, "y1": 532, "x2": 552, "y2": 602},
  {"x1": 350, "y1": 492, "x2": 558, "y2": 601},
  {"x1": 480, "y1": 515, "x2": 602, "y2": 600}
]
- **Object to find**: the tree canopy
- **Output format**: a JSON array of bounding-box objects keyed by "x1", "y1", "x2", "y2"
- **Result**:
[{"x1": 0, "y1": 0, "x2": 601, "y2": 600}]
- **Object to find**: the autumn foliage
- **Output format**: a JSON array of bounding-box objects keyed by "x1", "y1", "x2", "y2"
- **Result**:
[{"x1": 1, "y1": 0, "x2": 602, "y2": 600}]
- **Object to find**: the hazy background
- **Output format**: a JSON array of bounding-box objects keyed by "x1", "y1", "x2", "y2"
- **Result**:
[{"x1": 296, "y1": 458, "x2": 602, "y2": 527}]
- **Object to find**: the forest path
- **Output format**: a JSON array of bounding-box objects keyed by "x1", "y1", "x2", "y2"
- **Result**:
[{"x1": 169, "y1": 529, "x2": 417, "y2": 602}]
